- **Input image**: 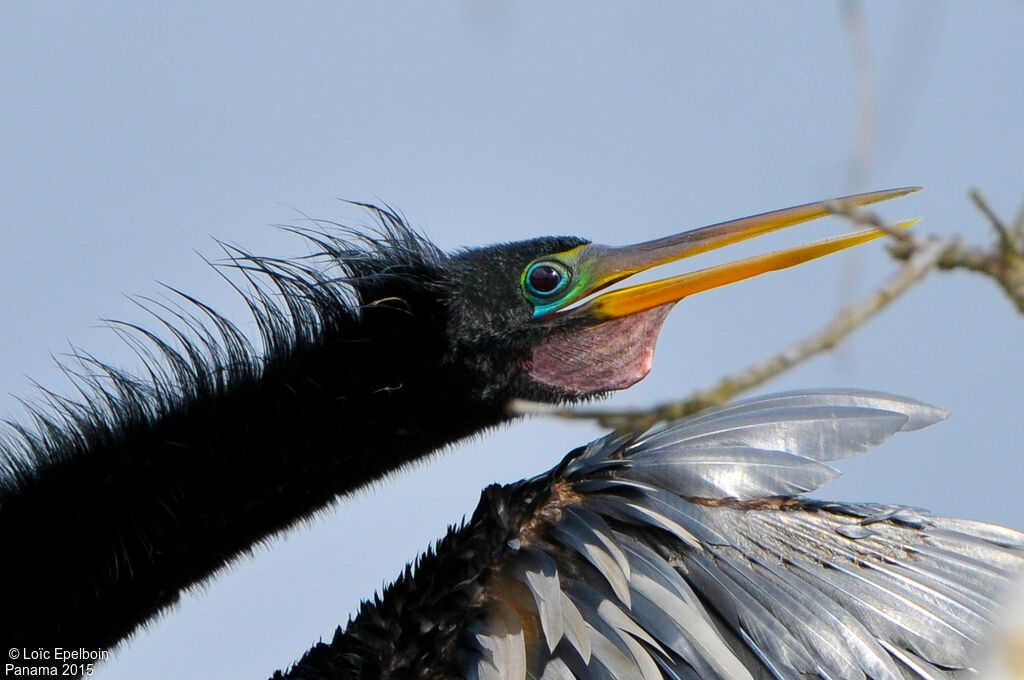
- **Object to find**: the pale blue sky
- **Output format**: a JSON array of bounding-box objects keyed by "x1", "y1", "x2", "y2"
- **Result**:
[{"x1": 2, "y1": 3, "x2": 1022, "y2": 678}]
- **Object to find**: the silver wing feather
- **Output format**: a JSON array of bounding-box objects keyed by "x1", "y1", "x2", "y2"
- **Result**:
[{"x1": 461, "y1": 390, "x2": 1023, "y2": 680}]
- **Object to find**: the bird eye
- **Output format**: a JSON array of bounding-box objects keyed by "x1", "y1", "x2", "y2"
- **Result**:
[{"x1": 524, "y1": 261, "x2": 570, "y2": 299}]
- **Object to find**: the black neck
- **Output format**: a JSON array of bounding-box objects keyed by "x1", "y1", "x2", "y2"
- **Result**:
[
  {"x1": 275, "y1": 484, "x2": 522, "y2": 679},
  {"x1": 0, "y1": 279, "x2": 510, "y2": 651}
]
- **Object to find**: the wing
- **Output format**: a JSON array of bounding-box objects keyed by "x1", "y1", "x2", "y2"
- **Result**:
[{"x1": 462, "y1": 390, "x2": 1024, "y2": 680}]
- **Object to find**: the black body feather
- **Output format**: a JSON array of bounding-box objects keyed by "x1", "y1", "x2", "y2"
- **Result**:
[{"x1": 0, "y1": 206, "x2": 584, "y2": 650}]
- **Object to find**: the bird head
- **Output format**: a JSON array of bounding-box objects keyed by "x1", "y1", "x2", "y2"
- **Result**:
[{"x1": 441, "y1": 188, "x2": 918, "y2": 405}]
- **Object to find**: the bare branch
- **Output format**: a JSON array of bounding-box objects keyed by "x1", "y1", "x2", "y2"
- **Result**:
[
  {"x1": 512, "y1": 237, "x2": 951, "y2": 431},
  {"x1": 886, "y1": 195, "x2": 1024, "y2": 316},
  {"x1": 889, "y1": 237, "x2": 1024, "y2": 315}
]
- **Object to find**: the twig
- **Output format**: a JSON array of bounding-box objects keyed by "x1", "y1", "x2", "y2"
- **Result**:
[
  {"x1": 970, "y1": 188, "x2": 1017, "y2": 255},
  {"x1": 512, "y1": 237, "x2": 951, "y2": 431},
  {"x1": 1011, "y1": 195, "x2": 1024, "y2": 243},
  {"x1": 822, "y1": 199, "x2": 913, "y2": 243},
  {"x1": 840, "y1": 0, "x2": 877, "y2": 189}
]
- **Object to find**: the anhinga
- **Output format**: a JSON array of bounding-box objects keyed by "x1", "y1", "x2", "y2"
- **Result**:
[{"x1": 1, "y1": 188, "x2": 1020, "y2": 679}]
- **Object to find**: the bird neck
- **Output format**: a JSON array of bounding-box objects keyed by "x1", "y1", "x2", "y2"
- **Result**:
[
  {"x1": 274, "y1": 482, "x2": 531, "y2": 679},
  {"x1": 0, "y1": 298, "x2": 514, "y2": 651}
]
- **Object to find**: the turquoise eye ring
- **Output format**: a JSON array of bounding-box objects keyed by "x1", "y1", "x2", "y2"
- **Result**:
[{"x1": 524, "y1": 261, "x2": 570, "y2": 299}]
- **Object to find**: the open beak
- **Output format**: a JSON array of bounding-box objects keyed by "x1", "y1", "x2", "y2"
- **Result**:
[{"x1": 553, "y1": 187, "x2": 919, "y2": 323}]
